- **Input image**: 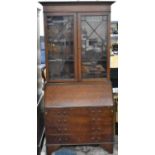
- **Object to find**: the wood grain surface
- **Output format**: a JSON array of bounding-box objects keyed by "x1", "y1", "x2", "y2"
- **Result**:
[{"x1": 45, "y1": 81, "x2": 113, "y2": 107}]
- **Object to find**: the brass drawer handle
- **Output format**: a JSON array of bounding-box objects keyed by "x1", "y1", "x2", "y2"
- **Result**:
[
  {"x1": 91, "y1": 110, "x2": 95, "y2": 113},
  {"x1": 63, "y1": 112, "x2": 66, "y2": 114},
  {"x1": 97, "y1": 137, "x2": 101, "y2": 140},
  {"x1": 58, "y1": 137, "x2": 62, "y2": 142},
  {"x1": 64, "y1": 128, "x2": 68, "y2": 131},
  {"x1": 98, "y1": 110, "x2": 102, "y2": 113},
  {"x1": 63, "y1": 119, "x2": 67, "y2": 122},
  {"x1": 97, "y1": 128, "x2": 101, "y2": 131},
  {"x1": 92, "y1": 118, "x2": 96, "y2": 121},
  {"x1": 91, "y1": 137, "x2": 95, "y2": 140}
]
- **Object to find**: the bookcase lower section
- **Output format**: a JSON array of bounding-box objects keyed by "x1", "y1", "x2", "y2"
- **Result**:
[
  {"x1": 44, "y1": 82, "x2": 114, "y2": 155},
  {"x1": 45, "y1": 106, "x2": 114, "y2": 155}
]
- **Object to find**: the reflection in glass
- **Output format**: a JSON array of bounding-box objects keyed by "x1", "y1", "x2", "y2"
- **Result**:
[
  {"x1": 81, "y1": 16, "x2": 108, "y2": 78},
  {"x1": 47, "y1": 16, "x2": 74, "y2": 80}
]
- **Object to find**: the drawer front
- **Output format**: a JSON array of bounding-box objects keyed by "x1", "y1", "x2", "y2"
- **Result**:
[
  {"x1": 45, "y1": 107, "x2": 113, "y2": 134},
  {"x1": 45, "y1": 107, "x2": 113, "y2": 119},
  {"x1": 46, "y1": 133, "x2": 113, "y2": 144},
  {"x1": 46, "y1": 124, "x2": 113, "y2": 134}
]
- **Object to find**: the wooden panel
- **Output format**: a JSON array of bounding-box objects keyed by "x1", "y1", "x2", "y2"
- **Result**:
[
  {"x1": 45, "y1": 107, "x2": 113, "y2": 117},
  {"x1": 43, "y1": 5, "x2": 111, "y2": 13},
  {"x1": 45, "y1": 115, "x2": 113, "y2": 124},
  {"x1": 45, "y1": 81, "x2": 113, "y2": 107},
  {"x1": 46, "y1": 124, "x2": 113, "y2": 135},
  {"x1": 40, "y1": 1, "x2": 114, "y2": 6}
]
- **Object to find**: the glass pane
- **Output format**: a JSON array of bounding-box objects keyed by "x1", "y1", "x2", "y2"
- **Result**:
[
  {"x1": 81, "y1": 15, "x2": 108, "y2": 79},
  {"x1": 47, "y1": 16, "x2": 74, "y2": 80}
]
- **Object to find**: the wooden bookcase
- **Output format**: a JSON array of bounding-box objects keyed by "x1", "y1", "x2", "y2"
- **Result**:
[{"x1": 40, "y1": 1, "x2": 115, "y2": 155}]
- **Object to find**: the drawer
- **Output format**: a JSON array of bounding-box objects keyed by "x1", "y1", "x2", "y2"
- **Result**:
[
  {"x1": 46, "y1": 123, "x2": 113, "y2": 134},
  {"x1": 45, "y1": 107, "x2": 113, "y2": 118},
  {"x1": 46, "y1": 115, "x2": 113, "y2": 126},
  {"x1": 46, "y1": 133, "x2": 113, "y2": 144}
]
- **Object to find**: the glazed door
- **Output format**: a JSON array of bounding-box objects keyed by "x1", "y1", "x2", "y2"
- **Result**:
[
  {"x1": 78, "y1": 13, "x2": 110, "y2": 80},
  {"x1": 44, "y1": 13, "x2": 110, "y2": 82},
  {"x1": 45, "y1": 13, "x2": 77, "y2": 82}
]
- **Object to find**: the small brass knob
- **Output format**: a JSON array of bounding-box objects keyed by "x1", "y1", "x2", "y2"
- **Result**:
[
  {"x1": 58, "y1": 138, "x2": 62, "y2": 142},
  {"x1": 97, "y1": 128, "x2": 101, "y2": 131},
  {"x1": 98, "y1": 110, "x2": 102, "y2": 113},
  {"x1": 92, "y1": 118, "x2": 96, "y2": 121},
  {"x1": 63, "y1": 111, "x2": 67, "y2": 114}
]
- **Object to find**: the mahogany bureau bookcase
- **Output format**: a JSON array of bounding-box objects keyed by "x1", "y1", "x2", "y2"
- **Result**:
[{"x1": 40, "y1": 1, "x2": 115, "y2": 155}]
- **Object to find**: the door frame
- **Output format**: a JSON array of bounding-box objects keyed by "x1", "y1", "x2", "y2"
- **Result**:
[
  {"x1": 44, "y1": 12, "x2": 78, "y2": 83},
  {"x1": 77, "y1": 12, "x2": 111, "y2": 81}
]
